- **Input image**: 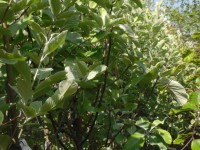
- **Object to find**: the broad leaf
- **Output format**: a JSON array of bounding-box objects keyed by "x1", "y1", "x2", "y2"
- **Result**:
[
  {"x1": 191, "y1": 139, "x2": 200, "y2": 150},
  {"x1": 43, "y1": 30, "x2": 67, "y2": 58},
  {"x1": 28, "y1": 20, "x2": 46, "y2": 45},
  {"x1": 16, "y1": 78, "x2": 33, "y2": 104},
  {"x1": 168, "y1": 80, "x2": 188, "y2": 106},
  {"x1": 173, "y1": 133, "x2": 192, "y2": 144},
  {"x1": 86, "y1": 65, "x2": 107, "y2": 80},
  {"x1": 124, "y1": 131, "x2": 145, "y2": 150},
  {"x1": 49, "y1": 0, "x2": 61, "y2": 16},
  {"x1": 155, "y1": 128, "x2": 172, "y2": 144},
  {"x1": 14, "y1": 61, "x2": 32, "y2": 83},
  {"x1": 150, "y1": 120, "x2": 164, "y2": 131},
  {"x1": 31, "y1": 68, "x2": 53, "y2": 80},
  {"x1": 0, "y1": 135, "x2": 11, "y2": 150},
  {"x1": 0, "y1": 49, "x2": 26, "y2": 64},
  {"x1": 34, "y1": 71, "x2": 66, "y2": 99},
  {"x1": 149, "y1": 135, "x2": 167, "y2": 150},
  {"x1": 40, "y1": 80, "x2": 78, "y2": 114},
  {"x1": 132, "y1": 0, "x2": 143, "y2": 8},
  {"x1": 135, "y1": 117, "x2": 150, "y2": 131},
  {"x1": 160, "y1": 78, "x2": 188, "y2": 105}
]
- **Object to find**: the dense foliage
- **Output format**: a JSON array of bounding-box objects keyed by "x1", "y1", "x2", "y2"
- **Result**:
[{"x1": 0, "y1": 0, "x2": 199, "y2": 149}]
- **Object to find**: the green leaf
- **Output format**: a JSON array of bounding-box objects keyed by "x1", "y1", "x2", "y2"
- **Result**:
[
  {"x1": 132, "y1": 0, "x2": 143, "y2": 8},
  {"x1": 0, "y1": 111, "x2": 4, "y2": 124},
  {"x1": 0, "y1": 98, "x2": 11, "y2": 113},
  {"x1": 149, "y1": 135, "x2": 167, "y2": 150},
  {"x1": 34, "y1": 71, "x2": 66, "y2": 99},
  {"x1": 0, "y1": 49, "x2": 26, "y2": 64},
  {"x1": 21, "y1": 105, "x2": 37, "y2": 118},
  {"x1": 28, "y1": 20, "x2": 46, "y2": 45},
  {"x1": 118, "y1": 24, "x2": 135, "y2": 39},
  {"x1": 16, "y1": 78, "x2": 33, "y2": 105},
  {"x1": 86, "y1": 65, "x2": 107, "y2": 80},
  {"x1": 135, "y1": 117, "x2": 150, "y2": 131},
  {"x1": 160, "y1": 78, "x2": 188, "y2": 106},
  {"x1": 191, "y1": 139, "x2": 200, "y2": 150},
  {"x1": 66, "y1": 32, "x2": 83, "y2": 44},
  {"x1": 174, "y1": 133, "x2": 192, "y2": 144},
  {"x1": 124, "y1": 131, "x2": 145, "y2": 150},
  {"x1": 31, "y1": 68, "x2": 53, "y2": 80},
  {"x1": 57, "y1": 10, "x2": 80, "y2": 20},
  {"x1": 0, "y1": 26, "x2": 12, "y2": 36},
  {"x1": 40, "y1": 80, "x2": 78, "y2": 114},
  {"x1": 168, "y1": 80, "x2": 188, "y2": 106},
  {"x1": 14, "y1": 61, "x2": 31, "y2": 83},
  {"x1": 155, "y1": 128, "x2": 172, "y2": 144},
  {"x1": 150, "y1": 120, "x2": 164, "y2": 131},
  {"x1": 0, "y1": 135, "x2": 11, "y2": 150},
  {"x1": 30, "y1": 101, "x2": 42, "y2": 112},
  {"x1": 0, "y1": 0, "x2": 7, "y2": 4},
  {"x1": 43, "y1": 30, "x2": 67, "y2": 58},
  {"x1": 48, "y1": 0, "x2": 61, "y2": 16},
  {"x1": 99, "y1": 8, "x2": 109, "y2": 26},
  {"x1": 76, "y1": 61, "x2": 89, "y2": 77}
]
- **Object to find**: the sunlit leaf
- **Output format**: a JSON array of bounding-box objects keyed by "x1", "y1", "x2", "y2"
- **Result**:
[
  {"x1": 191, "y1": 139, "x2": 200, "y2": 150},
  {"x1": 155, "y1": 128, "x2": 172, "y2": 144},
  {"x1": 0, "y1": 49, "x2": 26, "y2": 64},
  {"x1": 124, "y1": 131, "x2": 145, "y2": 150},
  {"x1": 86, "y1": 65, "x2": 107, "y2": 80},
  {"x1": 43, "y1": 30, "x2": 67, "y2": 58}
]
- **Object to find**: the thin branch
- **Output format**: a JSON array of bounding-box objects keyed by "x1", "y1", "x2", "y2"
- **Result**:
[
  {"x1": 0, "y1": 112, "x2": 21, "y2": 127},
  {"x1": 146, "y1": 76, "x2": 159, "y2": 101},
  {"x1": 113, "y1": 64, "x2": 131, "y2": 83},
  {"x1": 0, "y1": 0, "x2": 13, "y2": 24},
  {"x1": 108, "y1": 126, "x2": 125, "y2": 147},
  {"x1": 180, "y1": 111, "x2": 200, "y2": 150},
  {"x1": 105, "y1": 105, "x2": 112, "y2": 146},
  {"x1": 48, "y1": 113, "x2": 68, "y2": 150},
  {"x1": 10, "y1": 7, "x2": 30, "y2": 26},
  {"x1": 81, "y1": 28, "x2": 113, "y2": 146}
]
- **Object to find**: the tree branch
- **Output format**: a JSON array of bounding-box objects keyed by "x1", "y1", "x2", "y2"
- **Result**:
[{"x1": 48, "y1": 113, "x2": 68, "y2": 150}]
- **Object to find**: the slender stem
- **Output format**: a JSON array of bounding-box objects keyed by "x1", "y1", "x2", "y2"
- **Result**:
[
  {"x1": 48, "y1": 113, "x2": 68, "y2": 150},
  {"x1": 81, "y1": 28, "x2": 113, "y2": 146},
  {"x1": 10, "y1": 7, "x2": 30, "y2": 26},
  {"x1": 0, "y1": 0, "x2": 13, "y2": 24},
  {"x1": 32, "y1": 55, "x2": 44, "y2": 87},
  {"x1": 105, "y1": 105, "x2": 112, "y2": 146}
]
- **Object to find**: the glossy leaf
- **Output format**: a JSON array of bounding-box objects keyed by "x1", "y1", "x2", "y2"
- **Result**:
[
  {"x1": 150, "y1": 120, "x2": 164, "y2": 131},
  {"x1": 155, "y1": 128, "x2": 172, "y2": 144},
  {"x1": 86, "y1": 65, "x2": 107, "y2": 80}
]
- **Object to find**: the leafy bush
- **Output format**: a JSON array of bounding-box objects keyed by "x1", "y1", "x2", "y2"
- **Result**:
[{"x1": 0, "y1": 0, "x2": 199, "y2": 149}]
